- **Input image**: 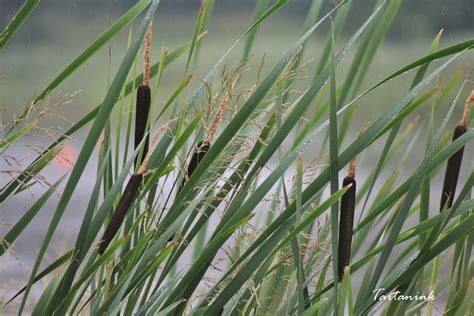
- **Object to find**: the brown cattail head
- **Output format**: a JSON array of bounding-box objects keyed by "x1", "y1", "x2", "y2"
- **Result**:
[
  {"x1": 338, "y1": 175, "x2": 356, "y2": 280},
  {"x1": 178, "y1": 140, "x2": 210, "y2": 192},
  {"x1": 188, "y1": 140, "x2": 210, "y2": 177},
  {"x1": 170, "y1": 140, "x2": 210, "y2": 242},
  {"x1": 439, "y1": 91, "x2": 472, "y2": 211},
  {"x1": 135, "y1": 85, "x2": 151, "y2": 167},
  {"x1": 98, "y1": 173, "x2": 143, "y2": 254},
  {"x1": 440, "y1": 125, "x2": 467, "y2": 211}
]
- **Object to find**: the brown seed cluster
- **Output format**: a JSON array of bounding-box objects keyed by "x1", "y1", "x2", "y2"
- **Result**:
[
  {"x1": 98, "y1": 24, "x2": 159, "y2": 255},
  {"x1": 98, "y1": 173, "x2": 143, "y2": 254},
  {"x1": 440, "y1": 90, "x2": 473, "y2": 211},
  {"x1": 337, "y1": 121, "x2": 370, "y2": 279},
  {"x1": 178, "y1": 140, "x2": 210, "y2": 193},
  {"x1": 135, "y1": 85, "x2": 151, "y2": 167},
  {"x1": 338, "y1": 175, "x2": 356, "y2": 280}
]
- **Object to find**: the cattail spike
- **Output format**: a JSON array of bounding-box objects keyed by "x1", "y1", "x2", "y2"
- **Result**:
[
  {"x1": 135, "y1": 85, "x2": 151, "y2": 167},
  {"x1": 338, "y1": 175, "x2": 356, "y2": 280},
  {"x1": 99, "y1": 118, "x2": 173, "y2": 254},
  {"x1": 347, "y1": 120, "x2": 369, "y2": 178},
  {"x1": 439, "y1": 91, "x2": 472, "y2": 211},
  {"x1": 98, "y1": 173, "x2": 143, "y2": 254},
  {"x1": 460, "y1": 90, "x2": 474, "y2": 128},
  {"x1": 143, "y1": 22, "x2": 153, "y2": 86},
  {"x1": 179, "y1": 140, "x2": 210, "y2": 192},
  {"x1": 134, "y1": 22, "x2": 153, "y2": 167},
  {"x1": 440, "y1": 125, "x2": 466, "y2": 211},
  {"x1": 348, "y1": 159, "x2": 356, "y2": 178},
  {"x1": 188, "y1": 140, "x2": 210, "y2": 175},
  {"x1": 338, "y1": 120, "x2": 367, "y2": 267},
  {"x1": 170, "y1": 140, "x2": 210, "y2": 242}
]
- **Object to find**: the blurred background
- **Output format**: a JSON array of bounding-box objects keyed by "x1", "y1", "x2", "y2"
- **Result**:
[
  {"x1": 1, "y1": 0, "x2": 473, "y2": 309},
  {"x1": 1, "y1": 0, "x2": 472, "y2": 118}
]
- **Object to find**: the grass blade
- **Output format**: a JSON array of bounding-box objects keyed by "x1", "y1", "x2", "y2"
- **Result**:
[
  {"x1": 0, "y1": 0, "x2": 41, "y2": 49},
  {"x1": 17, "y1": 1, "x2": 161, "y2": 312}
]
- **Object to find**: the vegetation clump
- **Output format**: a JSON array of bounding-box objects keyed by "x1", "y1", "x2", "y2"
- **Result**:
[{"x1": 0, "y1": 1, "x2": 473, "y2": 315}]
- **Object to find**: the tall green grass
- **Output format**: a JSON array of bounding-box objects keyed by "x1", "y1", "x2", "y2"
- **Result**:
[{"x1": 1, "y1": 0, "x2": 473, "y2": 315}]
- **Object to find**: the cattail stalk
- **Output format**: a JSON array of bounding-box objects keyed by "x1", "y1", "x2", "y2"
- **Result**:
[
  {"x1": 102, "y1": 23, "x2": 153, "y2": 255},
  {"x1": 186, "y1": 141, "x2": 210, "y2": 181},
  {"x1": 177, "y1": 140, "x2": 210, "y2": 192},
  {"x1": 135, "y1": 85, "x2": 151, "y2": 166},
  {"x1": 134, "y1": 23, "x2": 153, "y2": 167},
  {"x1": 169, "y1": 91, "x2": 229, "y2": 242},
  {"x1": 338, "y1": 171, "x2": 356, "y2": 280},
  {"x1": 178, "y1": 92, "x2": 229, "y2": 192},
  {"x1": 337, "y1": 121, "x2": 368, "y2": 280},
  {"x1": 440, "y1": 90, "x2": 473, "y2": 211},
  {"x1": 98, "y1": 173, "x2": 143, "y2": 254},
  {"x1": 98, "y1": 121, "x2": 171, "y2": 254}
]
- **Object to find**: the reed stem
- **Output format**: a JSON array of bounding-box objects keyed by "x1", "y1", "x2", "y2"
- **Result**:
[{"x1": 134, "y1": 23, "x2": 153, "y2": 167}]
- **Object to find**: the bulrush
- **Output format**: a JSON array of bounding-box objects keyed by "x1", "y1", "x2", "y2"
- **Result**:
[
  {"x1": 98, "y1": 173, "x2": 143, "y2": 254},
  {"x1": 337, "y1": 121, "x2": 369, "y2": 280},
  {"x1": 99, "y1": 24, "x2": 153, "y2": 254},
  {"x1": 98, "y1": 118, "x2": 173, "y2": 255},
  {"x1": 134, "y1": 23, "x2": 153, "y2": 167},
  {"x1": 135, "y1": 85, "x2": 151, "y2": 165},
  {"x1": 178, "y1": 92, "x2": 229, "y2": 192},
  {"x1": 98, "y1": 23, "x2": 167, "y2": 254},
  {"x1": 337, "y1": 158, "x2": 356, "y2": 280},
  {"x1": 440, "y1": 90, "x2": 473, "y2": 211},
  {"x1": 170, "y1": 92, "x2": 229, "y2": 242},
  {"x1": 179, "y1": 140, "x2": 210, "y2": 192}
]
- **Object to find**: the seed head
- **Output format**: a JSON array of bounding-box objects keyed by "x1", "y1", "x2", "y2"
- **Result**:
[
  {"x1": 460, "y1": 90, "x2": 474, "y2": 128},
  {"x1": 143, "y1": 22, "x2": 153, "y2": 86}
]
